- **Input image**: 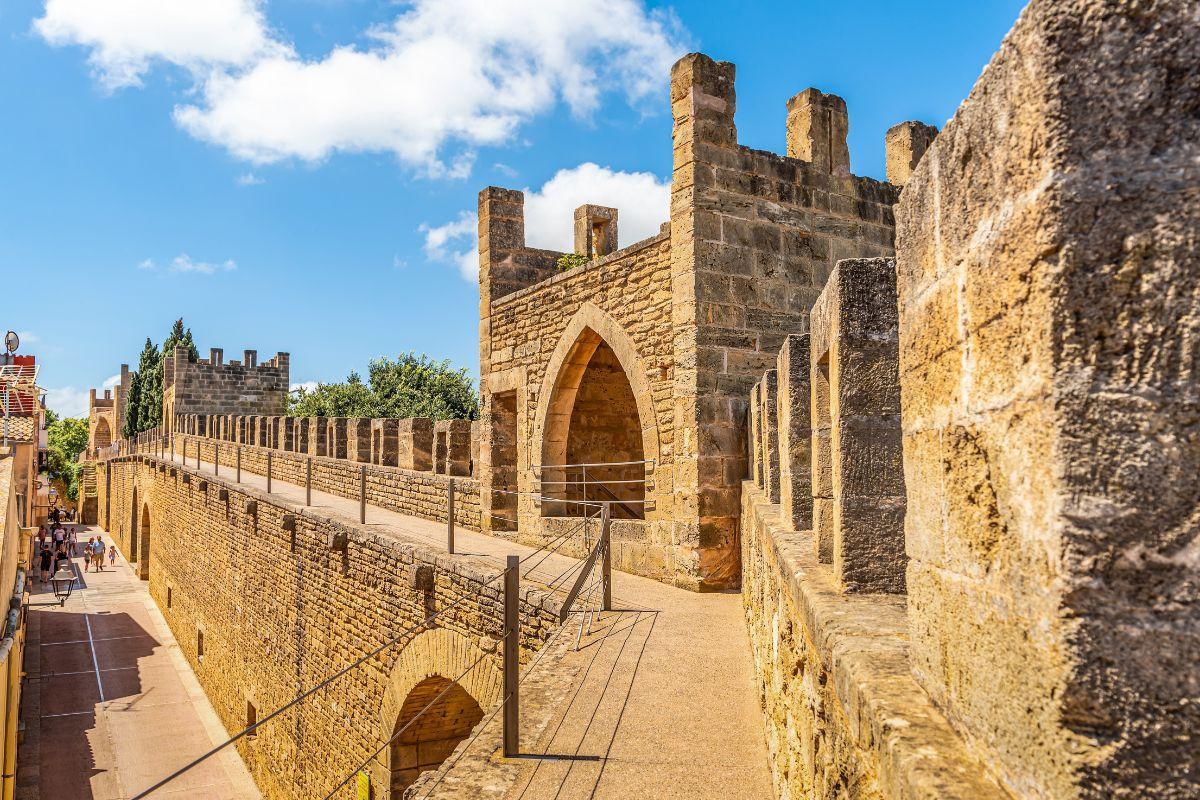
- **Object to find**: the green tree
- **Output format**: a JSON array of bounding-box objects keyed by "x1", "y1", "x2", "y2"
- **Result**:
[
  {"x1": 44, "y1": 413, "x2": 89, "y2": 500},
  {"x1": 288, "y1": 353, "x2": 479, "y2": 420},
  {"x1": 368, "y1": 353, "x2": 479, "y2": 420},
  {"x1": 127, "y1": 319, "x2": 200, "y2": 435},
  {"x1": 127, "y1": 337, "x2": 156, "y2": 435},
  {"x1": 288, "y1": 372, "x2": 379, "y2": 417}
]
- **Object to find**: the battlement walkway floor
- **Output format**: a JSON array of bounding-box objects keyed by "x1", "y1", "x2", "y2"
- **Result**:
[{"x1": 150, "y1": 449, "x2": 773, "y2": 799}]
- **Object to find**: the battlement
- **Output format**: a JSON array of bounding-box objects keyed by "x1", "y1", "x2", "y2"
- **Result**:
[{"x1": 163, "y1": 344, "x2": 289, "y2": 432}]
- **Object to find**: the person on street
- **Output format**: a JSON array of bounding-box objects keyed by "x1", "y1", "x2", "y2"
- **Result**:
[
  {"x1": 108, "y1": 545, "x2": 116, "y2": 567},
  {"x1": 38, "y1": 545, "x2": 52, "y2": 583},
  {"x1": 84, "y1": 537, "x2": 95, "y2": 572},
  {"x1": 92, "y1": 538, "x2": 106, "y2": 572}
]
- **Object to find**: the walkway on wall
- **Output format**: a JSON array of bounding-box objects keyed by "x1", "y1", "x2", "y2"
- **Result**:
[
  {"x1": 161, "y1": 450, "x2": 772, "y2": 799},
  {"x1": 17, "y1": 526, "x2": 260, "y2": 799}
]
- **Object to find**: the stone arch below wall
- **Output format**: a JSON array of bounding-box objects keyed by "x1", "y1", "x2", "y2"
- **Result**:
[
  {"x1": 534, "y1": 303, "x2": 660, "y2": 520},
  {"x1": 374, "y1": 628, "x2": 502, "y2": 798},
  {"x1": 137, "y1": 500, "x2": 151, "y2": 580}
]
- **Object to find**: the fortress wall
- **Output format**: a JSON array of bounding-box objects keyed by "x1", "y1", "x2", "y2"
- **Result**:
[
  {"x1": 896, "y1": 1, "x2": 1200, "y2": 796},
  {"x1": 95, "y1": 455, "x2": 557, "y2": 800},
  {"x1": 167, "y1": 434, "x2": 480, "y2": 531},
  {"x1": 163, "y1": 346, "x2": 289, "y2": 431},
  {"x1": 481, "y1": 228, "x2": 686, "y2": 585}
]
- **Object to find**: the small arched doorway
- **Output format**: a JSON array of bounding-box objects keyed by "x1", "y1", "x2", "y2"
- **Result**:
[
  {"x1": 93, "y1": 417, "x2": 112, "y2": 451},
  {"x1": 138, "y1": 503, "x2": 151, "y2": 580},
  {"x1": 129, "y1": 486, "x2": 139, "y2": 563},
  {"x1": 541, "y1": 328, "x2": 646, "y2": 519},
  {"x1": 388, "y1": 676, "x2": 484, "y2": 794}
]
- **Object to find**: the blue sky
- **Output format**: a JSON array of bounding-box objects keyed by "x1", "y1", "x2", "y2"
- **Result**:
[{"x1": 0, "y1": 0, "x2": 1025, "y2": 417}]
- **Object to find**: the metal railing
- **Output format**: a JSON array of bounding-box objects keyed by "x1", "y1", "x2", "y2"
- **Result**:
[{"x1": 532, "y1": 459, "x2": 654, "y2": 519}]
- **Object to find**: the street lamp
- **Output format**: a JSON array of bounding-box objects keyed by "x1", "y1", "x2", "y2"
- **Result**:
[{"x1": 50, "y1": 564, "x2": 76, "y2": 605}]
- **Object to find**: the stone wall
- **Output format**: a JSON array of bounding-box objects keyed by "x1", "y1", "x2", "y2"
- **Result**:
[
  {"x1": 895, "y1": 1, "x2": 1200, "y2": 796},
  {"x1": 163, "y1": 346, "x2": 289, "y2": 432},
  {"x1": 95, "y1": 454, "x2": 559, "y2": 800},
  {"x1": 741, "y1": 481, "x2": 1007, "y2": 800},
  {"x1": 166, "y1": 433, "x2": 481, "y2": 531},
  {"x1": 478, "y1": 52, "x2": 926, "y2": 591}
]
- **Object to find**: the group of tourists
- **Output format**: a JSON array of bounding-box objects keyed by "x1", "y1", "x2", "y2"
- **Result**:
[{"x1": 35, "y1": 513, "x2": 117, "y2": 584}]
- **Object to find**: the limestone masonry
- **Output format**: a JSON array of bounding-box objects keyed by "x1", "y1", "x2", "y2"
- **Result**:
[{"x1": 82, "y1": 1, "x2": 1197, "y2": 798}]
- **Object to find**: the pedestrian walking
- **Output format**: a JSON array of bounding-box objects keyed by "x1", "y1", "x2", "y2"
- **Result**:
[
  {"x1": 38, "y1": 545, "x2": 52, "y2": 583},
  {"x1": 84, "y1": 537, "x2": 95, "y2": 572},
  {"x1": 92, "y1": 538, "x2": 106, "y2": 572},
  {"x1": 108, "y1": 546, "x2": 116, "y2": 567},
  {"x1": 53, "y1": 543, "x2": 70, "y2": 576}
]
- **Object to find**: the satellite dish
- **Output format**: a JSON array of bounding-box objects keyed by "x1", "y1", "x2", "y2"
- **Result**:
[{"x1": 4, "y1": 331, "x2": 17, "y2": 353}]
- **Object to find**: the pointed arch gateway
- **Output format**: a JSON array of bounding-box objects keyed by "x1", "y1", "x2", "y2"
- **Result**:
[{"x1": 534, "y1": 304, "x2": 659, "y2": 520}]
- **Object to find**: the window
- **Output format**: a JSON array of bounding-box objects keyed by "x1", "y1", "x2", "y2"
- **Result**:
[
  {"x1": 246, "y1": 701, "x2": 258, "y2": 737},
  {"x1": 197, "y1": 630, "x2": 205, "y2": 661}
]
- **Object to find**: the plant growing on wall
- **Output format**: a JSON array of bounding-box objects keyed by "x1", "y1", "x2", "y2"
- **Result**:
[{"x1": 557, "y1": 252, "x2": 588, "y2": 271}]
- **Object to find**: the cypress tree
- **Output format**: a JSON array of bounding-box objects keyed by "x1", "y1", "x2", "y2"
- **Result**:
[{"x1": 130, "y1": 337, "x2": 158, "y2": 433}]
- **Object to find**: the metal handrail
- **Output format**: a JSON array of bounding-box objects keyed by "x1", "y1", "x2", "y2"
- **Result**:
[
  {"x1": 531, "y1": 458, "x2": 655, "y2": 471},
  {"x1": 556, "y1": 502, "x2": 612, "y2": 623}
]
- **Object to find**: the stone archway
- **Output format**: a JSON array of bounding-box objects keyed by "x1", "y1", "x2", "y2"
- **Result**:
[
  {"x1": 137, "y1": 502, "x2": 151, "y2": 580},
  {"x1": 375, "y1": 628, "x2": 501, "y2": 797},
  {"x1": 534, "y1": 304, "x2": 660, "y2": 519},
  {"x1": 93, "y1": 416, "x2": 112, "y2": 452}
]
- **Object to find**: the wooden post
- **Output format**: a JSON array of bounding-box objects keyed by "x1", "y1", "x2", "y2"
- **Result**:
[
  {"x1": 306, "y1": 458, "x2": 312, "y2": 506},
  {"x1": 447, "y1": 479, "x2": 456, "y2": 554},
  {"x1": 236, "y1": 446, "x2": 242, "y2": 483},
  {"x1": 266, "y1": 451, "x2": 273, "y2": 493},
  {"x1": 503, "y1": 554, "x2": 519, "y2": 758},
  {"x1": 359, "y1": 465, "x2": 367, "y2": 524},
  {"x1": 601, "y1": 502, "x2": 612, "y2": 612}
]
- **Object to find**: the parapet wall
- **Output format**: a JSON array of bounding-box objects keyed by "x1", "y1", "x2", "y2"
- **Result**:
[
  {"x1": 95, "y1": 454, "x2": 558, "y2": 799},
  {"x1": 170, "y1": 434, "x2": 481, "y2": 531}
]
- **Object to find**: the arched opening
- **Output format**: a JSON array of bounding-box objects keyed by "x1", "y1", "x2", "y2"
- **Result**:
[
  {"x1": 541, "y1": 329, "x2": 645, "y2": 519},
  {"x1": 129, "y1": 486, "x2": 139, "y2": 563},
  {"x1": 93, "y1": 417, "x2": 112, "y2": 451},
  {"x1": 388, "y1": 676, "x2": 483, "y2": 794},
  {"x1": 138, "y1": 503, "x2": 151, "y2": 580}
]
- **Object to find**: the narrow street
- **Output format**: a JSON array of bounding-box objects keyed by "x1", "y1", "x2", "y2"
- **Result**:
[{"x1": 17, "y1": 528, "x2": 258, "y2": 799}]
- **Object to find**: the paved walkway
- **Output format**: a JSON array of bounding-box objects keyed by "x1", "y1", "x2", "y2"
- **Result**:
[
  {"x1": 162, "y1": 450, "x2": 772, "y2": 799},
  {"x1": 18, "y1": 529, "x2": 260, "y2": 800}
]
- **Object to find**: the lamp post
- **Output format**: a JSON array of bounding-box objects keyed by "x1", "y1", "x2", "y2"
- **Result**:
[{"x1": 50, "y1": 564, "x2": 76, "y2": 606}]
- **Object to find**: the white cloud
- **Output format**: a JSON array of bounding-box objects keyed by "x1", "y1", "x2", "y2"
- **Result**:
[
  {"x1": 34, "y1": 0, "x2": 282, "y2": 91},
  {"x1": 44, "y1": 386, "x2": 90, "y2": 418},
  {"x1": 170, "y1": 254, "x2": 237, "y2": 274},
  {"x1": 102, "y1": 373, "x2": 121, "y2": 389},
  {"x1": 420, "y1": 212, "x2": 478, "y2": 280},
  {"x1": 15, "y1": 331, "x2": 38, "y2": 345},
  {"x1": 42, "y1": 0, "x2": 686, "y2": 174},
  {"x1": 236, "y1": 172, "x2": 265, "y2": 186},
  {"x1": 523, "y1": 162, "x2": 669, "y2": 251},
  {"x1": 290, "y1": 381, "x2": 319, "y2": 394},
  {"x1": 138, "y1": 254, "x2": 238, "y2": 274},
  {"x1": 421, "y1": 162, "x2": 670, "y2": 281}
]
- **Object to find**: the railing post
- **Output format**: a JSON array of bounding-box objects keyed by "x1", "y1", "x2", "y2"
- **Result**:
[
  {"x1": 601, "y1": 502, "x2": 612, "y2": 612},
  {"x1": 306, "y1": 457, "x2": 312, "y2": 506},
  {"x1": 447, "y1": 478, "x2": 456, "y2": 554},
  {"x1": 215, "y1": 442, "x2": 220, "y2": 476},
  {"x1": 359, "y1": 465, "x2": 367, "y2": 524},
  {"x1": 266, "y1": 450, "x2": 273, "y2": 493},
  {"x1": 236, "y1": 446, "x2": 242, "y2": 483},
  {"x1": 182, "y1": 436, "x2": 187, "y2": 467},
  {"x1": 503, "y1": 554, "x2": 520, "y2": 758}
]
